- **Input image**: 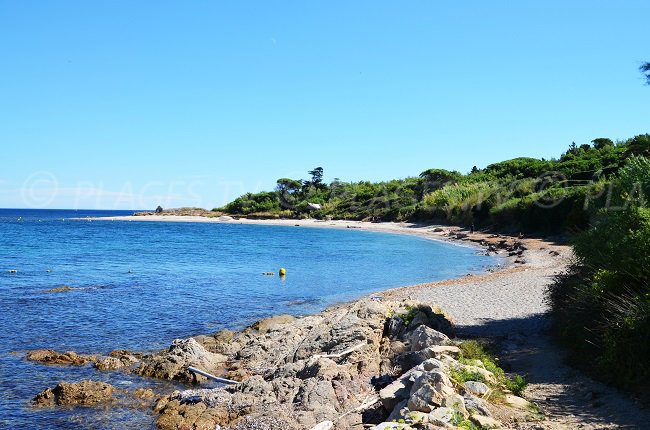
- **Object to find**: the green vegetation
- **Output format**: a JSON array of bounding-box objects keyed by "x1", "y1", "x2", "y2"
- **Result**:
[
  {"x1": 451, "y1": 411, "x2": 484, "y2": 430},
  {"x1": 397, "y1": 305, "x2": 420, "y2": 327},
  {"x1": 453, "y1": 340, "x2": 528, "y2": 398},
  {"x1": 458, "y1": 340, "x2": 504, "y2": 379},
  {"x1": 504, "y1": 375, "x2": 528, "y2": 397},
  {"x1": 547, "y1": 156, "x2": 650, "y2": 398},
  {"x1": 450, "y1": 367, "x2": 486, "y2": 384},
  {"x1": 218, "y1": 134, "x2": 649, "y2": 234}
]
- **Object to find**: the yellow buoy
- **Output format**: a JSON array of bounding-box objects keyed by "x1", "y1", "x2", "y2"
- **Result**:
[{"x1": 279, "y1": 268, "x2": 286, "y2": 276}]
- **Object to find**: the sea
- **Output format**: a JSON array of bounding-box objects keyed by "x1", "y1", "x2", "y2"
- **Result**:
[{"x1": 0, "y1": 209, "x2": 498, "y2": 428}]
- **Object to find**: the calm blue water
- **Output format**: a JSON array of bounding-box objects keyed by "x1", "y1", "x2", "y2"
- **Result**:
[{"x1": 0, "y1": 209, "x2": 497, "y2": 428}]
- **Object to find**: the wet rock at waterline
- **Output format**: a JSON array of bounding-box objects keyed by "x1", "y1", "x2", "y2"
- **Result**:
[{"x1": 33, "y1": 380, "x2": 114, "y2": 407}]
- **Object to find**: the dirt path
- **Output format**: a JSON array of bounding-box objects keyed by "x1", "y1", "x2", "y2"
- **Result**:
[{"x1": 384, "y1": 230, "x2": 649, "y2": 429}]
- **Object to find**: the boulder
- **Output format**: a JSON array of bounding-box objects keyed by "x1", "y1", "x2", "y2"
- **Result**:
[
  {"x1": 408, "y1": 311, "x2": 431, "y2": 328},
  {"x1": 379, "y1": 378, "x2": 409, "y2": 411},
  {"x1": 95, "y1": 350, "x2": 139, "y2": 371},
  {"x1": 463, "y1": 393, "x2": 492, "y2": 416},
  {"x1": 442, "y1": 393, "x2": 468, "y2": 418},
  {"x1": 136, "y1": 338, "x2": 227, "y2": 382},
  {"x1": 428, "y1": 406, "x2": 455, "y2": 426},
  {"x1": 411, "y1": 371, "x2": 453, "y2": 397},
  {"x1": 409, "y1": 326, "x2": 449, "y2": 352},
  {"x1": 408, "y1": 383, "x2": 440, "y2": 412},
  {"x1": 464, "y1": 381, "x2": 489, "y2": 397},
  {"x1": 421, "y1": 358, "x2": 446, "y2": 372},
  {"x1": 33, "y1": 380, "x2": 114, "y2": 406}
]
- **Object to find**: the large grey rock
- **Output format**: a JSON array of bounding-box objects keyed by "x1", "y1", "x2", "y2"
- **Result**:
[
  {"x1": 408, "y1": 311, "x2": 431, "y2": 328},
  {"x1": 409, "y1": 325, "x2": 450, "y2": 352},
  {"x1": 464, "y1": 381, "x2": 489, "y2": 396},
  {"x1": 149, "y1": 299, "x2": 458, "y2": 430},
  {"x1": 408, "y1": 383, "x2": 440, "y2": 412},
  {"x1": 410, "y1": 371, "x2": 453, "y2": 397},
  {"x1": 136, "y1": 338, "x2": 227, "y2": 382},
  {"x1": 385, "y1": 315, "x2": 406, "y2": 338},
  {"x1": 463, "y1": 393, "x2": 492, "y2": 416},
  {"x1": 428, "y1": 406, "x2": 455, "y2": 426},
  {"x1": 379, "y1": 378, "x2": 409, "y2": 411},
  {"x1": 442, "y1": 392, "x2": 468, "y2": 417}
]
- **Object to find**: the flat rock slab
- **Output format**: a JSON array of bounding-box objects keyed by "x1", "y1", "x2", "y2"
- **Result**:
[{"x1": 26, "y1": 349, "x2": 97, "y2": 366}]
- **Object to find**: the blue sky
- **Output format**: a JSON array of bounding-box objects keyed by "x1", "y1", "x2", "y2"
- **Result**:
[{"x1": 1, "y1": 1, "x2": 648, "y2": 209}]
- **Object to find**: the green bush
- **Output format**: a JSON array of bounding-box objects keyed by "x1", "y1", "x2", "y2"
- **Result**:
[
  {"x1": 219, "y1": 136, "x2": 641, "y2": 235},
  {"x1": 222, "y1": 191, "x2": 281, "y2": 215},
  {"x1": 504, "y1": 375, "x2": 528, "y2": 396},
  {"x1": 548, "y1": 203, "x2": 650, "y2": 394}
]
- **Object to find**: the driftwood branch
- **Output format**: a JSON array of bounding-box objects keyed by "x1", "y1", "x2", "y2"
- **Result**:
[
  {"x1": 187, "y1": 366, "x2": 239, "y2": 385},
  {"x1": 313, "y1": 342, "x2": 366, "y2": 359}
]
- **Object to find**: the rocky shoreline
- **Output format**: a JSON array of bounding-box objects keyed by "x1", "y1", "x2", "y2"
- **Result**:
[
  {"x1": 29, "y1": 297, "x2": 539, "y2": 430},
  {"x1": 24, "y1": 227, "x2": 554, "y2": 429}
]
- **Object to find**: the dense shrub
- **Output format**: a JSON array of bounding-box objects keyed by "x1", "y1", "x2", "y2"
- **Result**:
[
  {"x1": 220, "y1": 137, "x2": 642, "y2": 234},
  {"x1": 222, "y1": 191, "x2": 281, "y2": 215},
  {"x1": 548, "y1": 157, "x2": 650, "y2": 395}
]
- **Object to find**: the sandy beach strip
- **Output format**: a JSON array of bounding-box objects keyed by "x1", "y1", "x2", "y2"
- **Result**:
[{"x1": 81, "y1": 215, "x2": 485, "y2": 248}]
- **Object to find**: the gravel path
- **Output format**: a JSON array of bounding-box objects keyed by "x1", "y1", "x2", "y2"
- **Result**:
[
  {"x1": 383, "y1": 231, "x2": 650, "y2": 429},
  {"x1": 383, "y1": 235, "x2": 566, "y2": 337}
]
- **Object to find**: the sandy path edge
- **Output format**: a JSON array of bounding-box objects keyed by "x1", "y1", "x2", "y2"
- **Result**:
[{"x1": 85, "y1": 215, "x2": 649, "y2": 428}]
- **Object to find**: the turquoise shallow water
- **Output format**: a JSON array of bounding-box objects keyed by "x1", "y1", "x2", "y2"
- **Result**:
[{"x1": 0, "y1": 209, "x2": 497, "y2": 428}]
